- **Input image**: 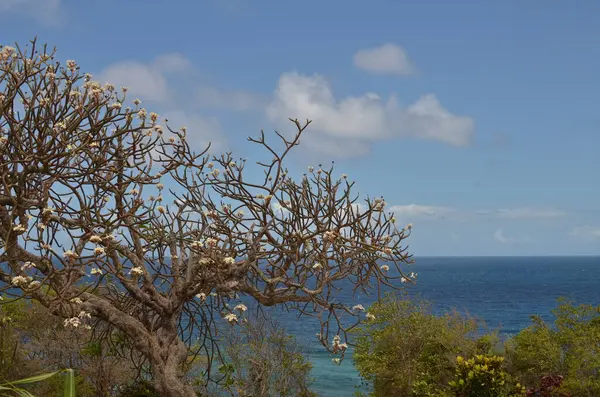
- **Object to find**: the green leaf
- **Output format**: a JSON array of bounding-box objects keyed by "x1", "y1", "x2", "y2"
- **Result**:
[{"x1": 63, "y1": 369, "x2": 75, "y2": 397}]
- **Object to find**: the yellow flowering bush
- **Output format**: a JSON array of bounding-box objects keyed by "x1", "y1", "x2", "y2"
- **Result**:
[{"x1": 449, "y1": 355, "x2": 525, "y2": 397}]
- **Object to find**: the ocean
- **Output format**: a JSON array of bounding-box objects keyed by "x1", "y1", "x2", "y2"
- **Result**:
[{"x1": 265, "y1": 256, "x2": 600, "y2": 397}]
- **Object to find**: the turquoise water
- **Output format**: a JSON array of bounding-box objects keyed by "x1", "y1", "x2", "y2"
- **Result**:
[{"x1": 268, "y1": 256, "x2": 600, "y2": 396}]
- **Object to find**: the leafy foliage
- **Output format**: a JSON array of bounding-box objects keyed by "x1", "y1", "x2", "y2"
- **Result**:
[
  {"x1": 505, "y1": 299, "x2": 600, "y2": 396},
  {"x1": 352, "y1": 294, "x2": 497, "y2": 396},
  {"x1": 448, "y1": 355, "x2": 525, "y2": 397}
]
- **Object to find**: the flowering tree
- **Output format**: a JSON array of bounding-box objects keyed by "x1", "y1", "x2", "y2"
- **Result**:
[{"x1": 0, "y1": 40, "x2": 414, "y2": 397}]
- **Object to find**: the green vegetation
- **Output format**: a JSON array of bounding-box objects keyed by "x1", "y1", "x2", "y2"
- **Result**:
[{"x1": 353, "y1": 296, "x2": 600, "y2": 397}]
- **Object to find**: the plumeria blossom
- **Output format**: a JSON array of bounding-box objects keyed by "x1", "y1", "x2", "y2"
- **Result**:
[
  {"x1": 78, "y1": 310, "x2": 91, "y2": 319},
  {"x1": 332, "y1": 358, "x2": 341, "y2": 365},
  {"x1": 90, "y1": 268, "x2": 103, "y2": 276},
  {"x1": 234, "y1": 304, "x2": 247, "y2": 312},
  {"x1": 70, "y1": 298, "x2": 83, "y2": 304},
  {"x1": 21, "y1": 261, "x2": 36, "y2": 271},
  {"x1": 196, "y1": 293, "x2": 207, "y2": 301},
  {"x1": 94, "y1": 247, "x2": 105, "y2": 256},
  {"x1": 223, "y1": 257, "x2": 235, "y2": 265},
  {"x1": 312, "y1": 262, "x2": 323, "y2": 270},
  {"x1": 12, "y1": 224, "x2": 26, "y2": 233},
  {"x1": 380, "y1": 265, "x2": 390, "y2": 272},
  {"x1": 63, "y1": 250, "x2": 78, "y2": 259},
  {"x1": 366, "y1": 313, "x2": 376, "y2": 321},
  {"x1": 129, "y1": 267, "x2": 144, "y2": 276},
  {"x1": 89, "y1": 235, "x2": 103, "y2": 243},
  {"x1": 353, "y1": 304, "x2": 365, "y2": 312},
  {"x1": 11, "y1": 276, "x2": 31, "y2": 286},
  {"x1": 28, "y1": 280, "x2": 41, "y2": 289},
  {"x1": 224, "y1": 313, "x2": 238, "y2": 324},
  {"x1": 64, "y1": 317, "x2": 81, "y2": 329}
]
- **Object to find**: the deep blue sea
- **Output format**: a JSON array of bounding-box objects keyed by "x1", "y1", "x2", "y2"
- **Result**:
[{"x1": 264, "y1": 256, "x2": 600, "y2": 397}]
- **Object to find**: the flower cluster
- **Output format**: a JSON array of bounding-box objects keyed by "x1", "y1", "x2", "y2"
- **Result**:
[{"x1": 129, "y1": 267, "x2": 144, "y2": 276}]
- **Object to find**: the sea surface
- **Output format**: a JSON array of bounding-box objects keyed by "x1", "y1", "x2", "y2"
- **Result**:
[{"x1": 264, "y1": 256, "x2": 600, "y2": 397}]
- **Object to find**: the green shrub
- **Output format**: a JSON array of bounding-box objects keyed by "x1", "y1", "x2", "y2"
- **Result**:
[
  {"x1": 505, "y1": 299, "x2": 600, "y2": 396},
  {"x1": 352, "y1": 294, "x2": 498, "y2": 397},
  {"x1": 448, "y1": 355, "x2": 525, "y2": 397},
  {"x1": 117, "y1": 380, "x2": 161, "y2": 397}
]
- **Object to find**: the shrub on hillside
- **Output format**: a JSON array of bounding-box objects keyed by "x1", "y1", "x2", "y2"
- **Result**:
[
  {"x1": 352, "y1": 294, "x2": 498, "y2": 396},
  {"x1": 505, "y1": 299, "x2": 600, "y2": 396}
]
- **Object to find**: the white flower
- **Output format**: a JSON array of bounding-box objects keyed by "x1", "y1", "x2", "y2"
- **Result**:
[
  {"x1": 380, "y1": 265, "x2": 390, "y2": 272},
  {"x1": 338, "y1": 343, "x2": 348, "y2": 350},
  {"x1": 11, "y1": 276, "x2": 30, "y2": 286},
  {"x1": 409, "y1": 272, "x2": 417, "y2": 279},
  {"x1": 332, "y1": 358, "x2": 341, "y2": 365},
  {"x1": 366, "y1": 313, "x2": 376, "y2": 321},
  {"x1": 64, "y1": 317, "x2": 81, "y2": 329},
  {"x1": 224, "y1": 313, "x2": 238, "y2": 323},
  {"x1": 129, "y1": 267, "x2": 144, "y2": 276},
  {"x1": 234, "y1": 304, "x2": 247, "y2": 312},
  {"x1": 199, "y1": 258, "x2": 211, "y2": 265},
  {"x1": 156, "y1": 183, "x2": 164, "y2": 190},
  {"x1": 206, "y1": 238, "x2": 218, "y2": 247},
  {"x1": 70, "y1": 298, "x2": 83, "y2": 304},
  {"x1": 94, "y1": 247, "x2": 105, "y2": 256},
  {"x1": 63, "y1": 250, "x2": 78, "y2": 259},
  {"x1": 352, "y1": 304, "x2": 365, "y2": 312},
  {"x1": 223, "y1": 257, "x2": 235, "y2": 265},
  {"x1": 156, "y1": 206, "x2": 166, "y2": 214},
  {"x1": 406, "y1": 223, "x2": 413, "y2": 230},
  {"x1": 21, "y1": 261, "x2": 36, "y2": 271},
  {"x1": 196, "y1": 293, "x2": 207, "y2": 301},
  {"x1": 28, "y1": 280, "x2": 41, "y2": 289},
  {"x1": 12, "y1": 225, "x2": 26, "y2": 233},
  {"x1": 211, "y1": 169, "x2": 220, "y2": 177},
  {"x1": 37, "y1": 223, "x2": 46, "y2": 230},
  {"x1": 401, "y1": 277, "x2": 409, "y2": 283},
  {"x1": 191, "y1": 241, "x2": 203, "y2": 248},
  {"x1": 312, "y1": 262, "x2": 323, "y2": 270},
  {"x1": 110, "y1": 102, "x2": 122, "y2": 110},
  {"x1": 89, "y1": 235, "x2": 102, "y2": 243},
  {"x1": 90, "y1": 268, "x2": 103, "y2": 276},
  {"x1": 78, "y1": 310, "x2": 91, "y2": 319},
  {"x1": 332, "y1": 335, "x2": 341, "y2": 345}
]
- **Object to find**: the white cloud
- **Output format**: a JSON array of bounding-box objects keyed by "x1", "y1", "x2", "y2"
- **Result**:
[
  {"x1": 353, "y1": 44, "x2": 414, "y2": 76},
  {"x1": 266, "y1": 72, "x2": 474, "y2": 156},
  {"x1": 476, "y1": 207, "x2": 567, "y2": 219},
  {"x1": 389, "y1": 204, "x2": 455, "y2": 219},
  {"x1": 97, "y1": 54, "x2": 191, "y2": 103},
  {"x1": 0, "y1": 0, "x2": 63, "y2": 26},
  {"x1": 569, "y1": 226, "x2": 600, "y2": 243},
  {"x1": 493, "y1": 228, "x2": 513, "y2": 243},
  {"x1": 96, "y1": 55, "x2": 226, "y2": 154},
  {"x1": 493, "y1": 228, "x2": 532, "y2": 244}
]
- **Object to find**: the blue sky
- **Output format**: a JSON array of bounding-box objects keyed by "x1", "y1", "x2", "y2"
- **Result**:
[{"x1": 2, "y1": 0, "x2": 599, "y2": 256}]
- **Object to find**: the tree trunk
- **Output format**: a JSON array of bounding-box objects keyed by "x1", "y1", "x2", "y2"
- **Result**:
[{"x1": 150, "y1": 326, "x2": 197, "y2": 397}]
